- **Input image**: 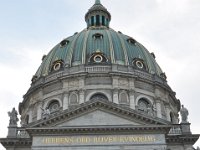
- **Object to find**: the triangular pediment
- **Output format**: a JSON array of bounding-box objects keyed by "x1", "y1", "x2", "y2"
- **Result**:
[
  {"x1": 57, "y1": 109, "x2": 141, "y2": 127},
  {"x1": 28, "y1": 100, "x2": 168, "y2": 128}
]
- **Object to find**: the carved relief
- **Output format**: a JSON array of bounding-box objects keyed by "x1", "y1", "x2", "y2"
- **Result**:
[
  {"x1": 135, "y1": 81, "x2": 154, "y2": 92},
  {"x1": 118, "y1": 78, "x2": 129, "y2": 87},
  {"x1": 69, "y1": 80, "x2": 79, "y2": 88}
]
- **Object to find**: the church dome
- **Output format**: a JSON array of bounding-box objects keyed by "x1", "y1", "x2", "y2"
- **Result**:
[
  {"x1": 33, "y1": 0, "x2": 164, "y2": 81},
  {"x1": 34, "y1": 28, "x2": 163, "y2": 79},
  {"x1": 19, "y1": 0, "x2": 180, "y2": 126}
]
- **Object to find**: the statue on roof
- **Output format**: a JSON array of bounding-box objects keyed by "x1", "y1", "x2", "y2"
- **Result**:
[
  {"x1": 8, "y1": 108, "x2": 19, "y2": 126},
  {"x1": 180, "y1": 105, "x2": 189, "y2": 123}
]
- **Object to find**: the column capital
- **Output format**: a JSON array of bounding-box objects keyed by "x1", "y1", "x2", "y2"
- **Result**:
[
  {"x1": 155, "y1": 97, "x2": 162, "y2": 102},
  {"x1": 129, "y1": 89, "x2": 136, "y2": 94},
  {"x1": 113, "y1": 88, "x2": 119, "y2": 93}
]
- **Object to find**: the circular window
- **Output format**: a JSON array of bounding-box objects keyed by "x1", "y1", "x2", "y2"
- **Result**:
[
  {"x1": 94, "y1": 54, "x2": 103, "y2": 63},
  {"x1": 53, "y1": 62, "x2": 61, "y2": 71},
  {"x1": 136, "y1": 60, "x2": 144, "y2": 69}
]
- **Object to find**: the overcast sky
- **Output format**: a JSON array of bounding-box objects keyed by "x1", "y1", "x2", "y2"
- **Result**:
[{"x1": 0, "y1": 0, "x2": 200, "y2": 149}]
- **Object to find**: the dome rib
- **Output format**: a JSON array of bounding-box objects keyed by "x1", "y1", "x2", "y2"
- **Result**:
[
  {"x1": 33, "y1": 28, "x2": 164, "y2": 79},
  {"x1": 106, "y1": 29, "x2": 115, "y2": 64},
  {"x1": 116, "y1": 31, "x2": 129, "y2": 66},
  {"x1": 82, "y1": 30, "x2": 90, "y2": 64},
  {"x1": 65, "y1": 33, "x2": 80, "y2": 66}
]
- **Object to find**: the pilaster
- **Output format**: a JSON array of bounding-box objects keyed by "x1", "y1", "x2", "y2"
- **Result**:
[
  {"x1": 113, "y1": 88, "x2": 119, "y2": 104},
  {"x1": 37, "y1": 102, "x2": 43, "y2": 120},
  {"x1": 165, "y1": 104, "x2": 171, "y2": 122},
  {"x1": 79, "y1": 90, "x2": 85, "y2": 104},
  {"x1": 28, "y1": 109, "x2": 33, "y2": 123},
  {"x1": 63, "y1": 92, "x2": 69, "y2": 110},
  {"x1": 156, "y1": 99, "x2": 162, "y2": 118},
  {"x1": 129, "y1": 90, "x2": 136, "y2": 110}
]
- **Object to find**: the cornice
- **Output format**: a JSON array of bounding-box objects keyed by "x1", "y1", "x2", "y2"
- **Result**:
[
  {"x1": 166, "y1": 134, "x2": 200, "y2": 145},
  {"x1": 26, "y1": 125, "x2": 172, "y2": 136},
  {"x1": 27, "y1": 99, "x2": 169, "y2": 128},
  {"x1": 0, "y1": 138, "x2": 32, "y2": 147}
]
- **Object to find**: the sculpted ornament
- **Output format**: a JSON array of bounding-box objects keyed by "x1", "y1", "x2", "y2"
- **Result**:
[
  {"x1": 8, "y1": 107, "x2": 19, "y2": 126},
  {"x1": 180, "y1": 105, "x2": 189, "y2": 123},
  {"x1": 41, "y1": 108, "x2": 51, "y2": 119}
]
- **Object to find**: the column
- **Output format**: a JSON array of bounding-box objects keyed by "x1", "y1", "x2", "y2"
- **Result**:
[
  {"x1": 129, "y1": 90, "x2": 136, "y2": 110},
  {"x1": 63, "y1": 92, "x2": 69, "y2": 110},
  {"x1": 37, "y1": 102, "x2": 43, "y2": 120},
  {"x1": 79, "y1": 90, "x2": 85, "y2": 104},
  {"x1": 156, "y1": 99, "x2": 162, "y2": 118},
  {"x1": 94, "y1": 16, "x2": 96, "y2": 25}
]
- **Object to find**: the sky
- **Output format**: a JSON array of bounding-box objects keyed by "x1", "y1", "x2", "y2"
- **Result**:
[{"x1": 0, "y1": 0, "x2": 200, "y2": 149}]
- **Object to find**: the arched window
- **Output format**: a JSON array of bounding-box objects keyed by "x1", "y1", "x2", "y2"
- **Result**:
[
  {"x1": 69, "y1": 93, "x2": 78, "y2": 105},
  {"x1": 48, "y1": 100, "x2": 60, "y2": 113},
  {"x1": 102, "y1": 16, "x2": 105, "y2": 26},
  {"x1": 96, "y1": 15, "x2": 100, "y2": 26},
  {"x1": 119, "y1": 92, "x2": 129, "y2": 104},
  {"x1": 90, "y1": 93, "x2": 108, "y2": 101},
  {"x1": 91, "y1": 16, "x2": 94, "y2": 26}
]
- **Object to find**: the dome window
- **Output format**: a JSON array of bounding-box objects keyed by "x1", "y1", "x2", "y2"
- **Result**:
[
  {"x1": 127, "y1": 38, "x2": 137, "y2": 45},
  {"x1": 90, "y1": 93, "x2": 108, "y2": 101},
  {"x1": 132, "y1": 58, "x2": 146, "y2": 70},
  {"x1": 160, "y1": 72, "x2": 167, "y2": 80},
  {"x1": 42, "y1": 55, "x2": 47, "y2": 61},
  {"x1": 151, "y1": 52, "x2": 156, "y2": 59},
  {"x1": 88, "y1": 50, "x2": 108, "y2": 64},
  {"x1": 51, "y1": 60, "x2": 64, "y2": 72},
  {"x1": 93, "y1": 33, "x2": 103, "y2": 39},
  {"x1": 60, "y1": 39, "x2": 69, "y2": 47},
  {"x1": 31, "y1": 75, "x2": 38, "y2": 82},
  {"x1": 94, "y1": 54, "x2": 103, "y2": 63}
]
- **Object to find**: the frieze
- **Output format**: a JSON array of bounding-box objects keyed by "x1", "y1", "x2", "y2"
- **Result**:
[{"x1": 33, "y1": 134, "x2": 165, "y2": 146}]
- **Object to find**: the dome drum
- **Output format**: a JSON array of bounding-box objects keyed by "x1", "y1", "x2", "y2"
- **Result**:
[{"x1": 20, "y1": 63, "x2": 180, "y2": 126}]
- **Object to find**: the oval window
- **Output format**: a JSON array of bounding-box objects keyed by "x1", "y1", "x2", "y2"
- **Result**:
[
  {"x1": 53, "y1": 62, "x2": 61, "y2": 71},
  {"x1": 136, "y1": 60, "x2": 144, "y2": 69},
  {"x1": 94, "y1": 54, "x2": 103, "y2": 63}
]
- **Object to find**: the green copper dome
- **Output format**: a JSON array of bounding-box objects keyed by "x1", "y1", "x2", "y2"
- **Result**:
[{"x1": 33, "y1": 0, "x2": 165, "y2": 81}]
